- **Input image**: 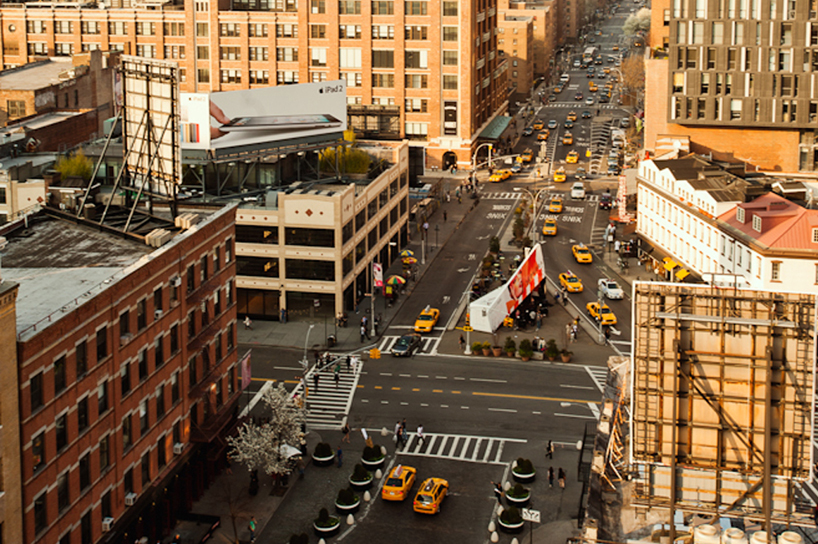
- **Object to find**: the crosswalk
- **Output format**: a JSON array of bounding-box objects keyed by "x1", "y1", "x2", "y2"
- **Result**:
[
  {"x1": 481, "y1": 192, "x2": 523, "y2": 200},
  {"x1": 585, "y1": 366, "x2": 608, "y2": 393},
  {"x1": 377, "y1": 335, "x2": 442, "y2": 356},
  {"x1": 542, "y1": 103, "x2": 621, "y2": 110},
  {"x1": 394, "y1": 432, "x2": 527, "y2": 465},
  {"x1": 298, "y1": 362, "x2": 363, "y2": 430}
]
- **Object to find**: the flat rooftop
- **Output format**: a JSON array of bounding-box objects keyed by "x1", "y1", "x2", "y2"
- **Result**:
[
  {"x1": 1, "y1": 214, "x2": 151, "y2": 338},
  {"x1": 5, "y1": 111, "x2": 85, "y2": 131},
  {"x1": 0, "y1": 58, "x2": 76, "y2": 90}
]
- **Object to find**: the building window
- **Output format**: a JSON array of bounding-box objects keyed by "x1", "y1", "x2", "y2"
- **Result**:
[
  {"x1": 443, "y1": 50, "x2": 458, "y2": 65},
  {"x1": 228, "y1": 323, "x2": 235, "y2": 351},
  {"x1": 311, "y1": 0, "x2": 325, "y2": 12},
  {"x1": 405, "y1": 25, "x2": 428, "y2": 40},
  {"x1": 198, "y1": 69, "x2": 210, "y2": 84},
  {"x1": 34, "y1": 492, "x2": 47, "y2": 534},
  {"x1": 275, "y1": 23, "x2": 296, "y2": 38},
  {"x1": 221, "y1": 69, "x2": 242, "y2": 84},
  {"x1": 156, "y1": 385, "x2": 166, "y2": 417},
  {"x1": 405, "y1": 50, "x2": 427, "y2": 69},
  {"x1": 405, "y1": 98, "x2": 428, "y2": 112},
  {"x1": 98, "y1": 380, "x2": 109, "y2": 414},
  {"x1": 137, "y1": 299, "x2": 147, "y2": 330},
  {"x1": 142, "y1": 451, "x2": 151, "y2": 487},
  {"x1": 55, "y1": 43, "x2": 74, "y2": 57},
  {"x1": 163, "y1": 21, "x2": 185, "y2": 36},
  {"x1": 405, "y1": 0, "x2": 428, "y2": 14},
  {"x1": 737, "y1": 207, "x2": 745, "y2": 223},
  {"x1": 136, "y1": 45, "x2": 156, "y2": 58},
  {"x1": 76, "y1": 340, "x2": 88, "y2": 378},
  {"x1": 27, "y1": 20, "x2": 47, "y2": 33},
  {"x1": 123, "y1": 413, "x2": 133, "y2": 450},
  {"x1": 443, "y1": 75, "x2": 458, "y2": 89},
  {"x1": 285, "y1": 259, "x2": 335, "y2": 281},
  {"x1": 341, "y1": 72, "x2": 362, "y2": 87},
  {"x1": 138, "y1": 350, "x2": 148, "y2": 381},
  {"x1": 54, "y1": 20, "x2": 73, "y2": 34},
  {"x1": 443, "y1": 26, "x2": 458, "y2": 41},
  {"x1": 172, "y1": 372, "x2": 180, "y2": 404},
  {"x1": 405, "y1": 74, "x2": 428, "y2": 88},
  {"x1": 30, "y1": 371, "x2": 43, "y2": 412},
  {"x1": 57, "y1": 472, "x2": 70, "y2": 512},
  {"x1": 250, "y1": 23, "x2": 269, "y2": 37},
  {"x1": 311, "y1": 48, "x2": 327, "y2": 67},
  {"x1": 220, "y1": 23, "x2": 241, "y2": 37},
  {"x1": 443, "y1": 0, "x2": 457, "y2": 15},
  {"x1": 250, "y1": 46, "x2": 269, "y2": 61},
  {"x1": 140, "y1": 400, "x2": 149, "y2": 434},
  {"x1": 79, "y1": 453, "x2": 91, "y2": 491},
  {"x1": 752, "y1": 214, "x2": 762, "y2": 231},
  {"x1": 157, "y1": 435, "x2": 167, "y2": 469},
  {"x1": 155, "y1": 336, "x2": 165, "y2": 369},
  {"x1": 372, "y1": 25, "x2": 394, "y2": 39},
  {"x1": 310, "y1": 24, "x2": 326, "y2": 39},
  {"x1": 136, "y1": 22, "x2": 156, "y2": 35},
  {"x1": 339, "y1": 0, "x2": 361, "y2": 13},
  {"x1": 372, "y1": 50, "x2": 394, "y2": 68},
  {"x1": 99, "y1": 434, "x2": 110, "y2": 472},
  {"x1": 32, "y1": 431, "x2": 45, "y2": 472},
  {"x1": 373, "y1": 0, "x2": 394, "y2": 13},
  {"x1": 56, "y1": 412, "x2": 68, "y2": 450},
  {"x1": 769, "y1": 261, "x2": 781, "y2": 281},
  {"x1": 121, "y1": 362, "x2": 132, "y2": 395},
  {"x1": 170, "y1": 324, "x2": 179, "y2": 353},
  {"x1": 7, "y1": 99, "x2": 26, "y2": 118},
  {"x1": 109, "y1": 21, "x2": 128, "y2": 35},
  {"x1": 220, "y1": 46, "x2": 241, "y2": 60}
]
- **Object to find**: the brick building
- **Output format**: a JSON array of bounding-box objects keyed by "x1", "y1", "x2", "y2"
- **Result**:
[
  {"x1": 0, "y1": 0, "x2": 509, "y2": 170},
  {"x1": 1, "y1": 200, "x2": 239, "y2": 544},
  {"x1": 643, "y1": 0, "x2": 818, "y2": 172},
  {"x1": 0, "y1": 50, "x2": 118, "y2": 135},
  {"x1": 498, "y1": 0, "x2": 557, "y2": 83}
]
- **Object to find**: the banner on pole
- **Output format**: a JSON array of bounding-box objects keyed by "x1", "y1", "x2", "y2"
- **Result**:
[{"x1": 373, "y1": 262, "x2": 384, "y2": 288}]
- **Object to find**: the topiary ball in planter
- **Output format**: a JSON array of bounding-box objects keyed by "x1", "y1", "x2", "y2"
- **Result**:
[
  {"x1": 313, "y1": 507, "x2": 341, "y2": 537},
  {"x1": 349, "y1": 463, "x2": 373, "y2": 489},
  {"x1": 335, "y1": 486, "x2": 361, "y2": 514},
  {"x1": 498, "y1": 506, "x2": 525, "y2": 533},
  {"x1": 361, "y1": 445, "x2": 385, "y2": 468},
  {"x1": 312, "y1": 442, "x2": 335, "y2": 467},
  {"x1": 511, "y1": 457, "x2": 536, "y2": 483},
  {"x1": 505, "y1": 483, "x2": 531, "y2": 505}
]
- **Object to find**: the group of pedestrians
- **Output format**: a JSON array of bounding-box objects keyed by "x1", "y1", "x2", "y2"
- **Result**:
[{"x1": 393, "y1": 419, "x2": 425, "y2": 448}]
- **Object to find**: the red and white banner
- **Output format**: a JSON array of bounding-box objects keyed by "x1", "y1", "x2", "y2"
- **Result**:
[{"x1": 373, "y1": 262, "x2": 383, "y2": 288}]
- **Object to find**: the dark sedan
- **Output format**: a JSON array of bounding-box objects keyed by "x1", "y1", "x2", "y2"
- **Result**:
[{"x1": 391, "y1": 334, "x2": 422, "y2": 357}]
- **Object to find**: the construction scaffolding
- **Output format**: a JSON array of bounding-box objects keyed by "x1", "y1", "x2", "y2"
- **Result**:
[{"x1": 630, "y1": 282, "x2": 816, "y2": 531}]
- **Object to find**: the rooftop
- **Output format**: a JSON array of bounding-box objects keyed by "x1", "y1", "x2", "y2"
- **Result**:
[
  {"x1": 1, "y1": 213, "x2": 151, "y2": 337},
  {"x1": 5, "y1": 111, "x2": 85, "y2": 132},
  {"x1": 0, "y1": 58, "x2": 79, "y2": 90},
  {"x1": 719, "y1": 192, "x2": 818, "y2": 252},
  {"x1": 649, "y1": 155, "x2": 766, "y2": 203}
]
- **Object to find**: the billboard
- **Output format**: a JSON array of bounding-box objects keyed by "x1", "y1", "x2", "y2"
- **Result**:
[
  {"x1": 470, "y1": 244, "x2": 546, "y2": 333},
  {"x1": 180, "y1": 80, "x2": 347, "y2": 153}
]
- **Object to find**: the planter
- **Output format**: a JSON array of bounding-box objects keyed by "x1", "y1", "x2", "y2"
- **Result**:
[
  {"x1": 312, "y1": 453, "x2": 335, "y2": 467},
  {"x1": 492, "y1": 347, "x2": 503, "y2": 357},
  {"x1": 511, "y1": 469, "x2": 536, "y2": 484},
  {"x1": 497, "y1": 518, "x2": 525, "y2": 534},
  {"x1": 349, "y1": 475, "x2": 373, "y2": 490},
  {"x1": 313, "y1": 519, "x2": 341, "y2": 537},
  {"x1": 505, "y1": 490, "x2": 531, "y2": 506},
  {"x1": 361, "y1": 456, "x2": 384, "y2": 469},
  {"x1": 335, "y1": 497, "x2": 361, "y2": 514},
  {"x1": 520, "y1": 356, "x2": 531, "y2": 362},
  {"x1": 561, "y1": 353, "x2": 572, "y2": 363},
  {"x1": 482, "y1": 348, "x2": 492, "y2": 356},
  {"x1": 505, "y1": 351, "x2": 516, "y2": 358}
]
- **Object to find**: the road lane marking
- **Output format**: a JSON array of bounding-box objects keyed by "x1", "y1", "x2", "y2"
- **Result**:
[
  {"x1": 452, "y1": 391, "x2": 461, "y2": 394},
  {"x1": 374, "y1": 386, "x2": 382, "y2": 390},
  {"x1": 361, "y1": 399, "x2": 369, "y2": 403},
  {"x1": 459, "y1": 437, "x2": 472, "y2": 459},
  {"x1": 399, "y1": 374, "x2": 412, "y2": 377},
  {"x1": 418, "y1": 375, "x2": 429, "y2": 378},
  {"x1": 561, "y1": 384, "x2": 595, "y2": 390},
  {"x1": 412, "y1": 388, "x2": 420, "y2": 392},
  {"x1": 436, "y1": 376, "x2": 447, "y2": 379},
  {"x1": 273, "y1": 366, "x2": 302, "y2": 371},
  {"x1": 461, "y1": 406, "x2": 469, "y2": 409},
  {"x1": 470, "y1": 378, "x2": 508, "y2": 383},
  {"x1": 532, "y1": 411, "x2": 542, "y2": 415},
  {"x1": 391, "y1": 387, "x2": 401, "y2": 390},
  {"x1": 488, "y1": 408, "x2": 518, "y2": 413},
  {"x1": 420, "y1": 403, "x2": 429, "y2": 407},
  {"x1": 381, "y1": 400, "x2": 389, "y2": 404},
  {"x1": 380, "y1": 372, "x2": 393, "y2": 376},
  {"x1": 433, "y1": 389, "x2": 443, "y2": 393},
  {"x1": 441, "y1": 404, "x2": 449, "y2": 408},
  {"x1": 473, "y1": 392, "x2": 598, "y2": 403},
  {"x1": 400, "y1": 402, "x2": 409, "y2": 406},
  {"x1": 454, "y1": 377, "x2": 466, "y2": 381},
  {"x1": 587, "y1": 402, "x2": 600, "y2": 419},
  {"x1": 555, "y1": 413, "x2": 597, "y2": 420}
]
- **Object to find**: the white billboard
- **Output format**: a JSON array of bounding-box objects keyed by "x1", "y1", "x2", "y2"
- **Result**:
[{"x1": 180, "y1": 80, "x2": 347, "y2": 152}]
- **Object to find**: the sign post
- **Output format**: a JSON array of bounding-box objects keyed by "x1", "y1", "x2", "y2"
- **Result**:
[{"x1": 521, "y1": 508, "x2": 541, "y2": 544}]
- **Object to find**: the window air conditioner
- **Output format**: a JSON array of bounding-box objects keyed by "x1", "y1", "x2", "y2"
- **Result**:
[
  {"x1": 172, "y1": 277, "x2": 182, "y2": 287},
  {"x1": 173, "y1": 443, "x2": 184, "y2": 455},
  {"x1": 155, "y1": 309, "x2": 163, "y2": 319},
  {"x1": 125, "y1": 492, "x2": 138, "y2": 506},
  {"x1": 102, "y1": 517, "x2": 114, "y2": 532}
]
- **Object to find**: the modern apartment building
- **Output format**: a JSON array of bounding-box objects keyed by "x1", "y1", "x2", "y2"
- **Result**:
[
  {"x1": 644, "y1": 0, "x2": 818, "y2": 172},
  {"x1": 0, "y1": 0, "x2": 509, "y2": 169},
  {"x1": 1, "y1": 200, "x2": 239, "y2": 544},
  {"x1": 637, "y1": 154, "x2": 818, "y2": 290}
]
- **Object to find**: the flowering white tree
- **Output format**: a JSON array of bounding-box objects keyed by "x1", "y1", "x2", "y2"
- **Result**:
[{"x1": 227, "y1": 382, "x2": 306, "y2": 478}]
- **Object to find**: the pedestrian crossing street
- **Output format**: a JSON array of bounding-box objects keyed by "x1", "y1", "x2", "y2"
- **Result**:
[
  {"x1": 296, "y1": 361, "x2": 363, "y2": 431},
  {"x1": 483, "y1": 192, "x2": 600, "y2": 202},
  {"x1": 377, "y1": 335, "x2": 442, "y2": 356},
  {"x1": 394, "y1": 431, "x2": 527, "y2": 466}
]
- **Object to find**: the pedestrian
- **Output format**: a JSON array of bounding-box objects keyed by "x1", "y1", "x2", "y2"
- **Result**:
[
  {"x1": 492, "y1": 481, "x2": 504, "y2": 504},
  {"x1": 243, "y1": 316, "x2": 253, "y2": 330},
  {"x1": 446, "y1": 191, "x2": 451, "y2": 203},
  {"x1": 337, "y1": 446, "x2": 343, "y2": 468},
  {"x1": 360, "y1": 324, "x2": 366, "y2": 343},
  {"x1": 614, "y1": 240, "x2": 621, "y2": 254},
  {"x1": 401, "y1": 418, "x2": 407, "y2": 433},
  {"x1": 334, "y1": 368, "x2": 340, "y2": 387},
  {"x1": 351, "y1": 357, "x2": 358, "y2": 375},
  {"x1": 394, "y1": 420, "x2": 401, "y2": 441},
  {"x1": 362, "y1": 315, "x2": 368, "y2": 329},
  {"x1": 313, "y1": 373, "x2": 319, "y2": 393},
  {"x1": 546, "y1": 440, "x2": 554, "y2": 459},
  {"x1": 548, "y1": 467, "x2": 555, "y2": 488},
  {"x1": 604, "y1": 326, "x2": 611, "y2": 341},
  {"x1": 248, "y1": 516, "x2": 256, "y2": 542},
  {"x1": 396, "y1": 426, "x2": 404, "y2": 448},
  {"x1": 536, "y1": 310, "x2": 543, "y2": 331},
  {"x1": 558, "y1": 467, "x2": 566, "y2": 490},
  {"x1": 417, "y1": 424, "x2": 425, "y2": 446},
  {"x1": 561, "y1": 286, "x2": 567, "y2": 304},
  {"x1": 345, "y1": 355, "x2": 351, "y2": 371},
  {"x1": 443, "y1": 210, "x2": 448, "y2": 222},
  {"x1": 297, "y1": 455, "x2": 306, "y2": 478},
  {"x1": 459, "y1": 334, "x2": 465, "y2": 351},
  {"x1": 572, "y1": 323, "x2": 578, "y2": 342}
]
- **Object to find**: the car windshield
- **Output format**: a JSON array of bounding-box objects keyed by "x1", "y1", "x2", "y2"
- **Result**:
[
  {"x1": 607, "y1": 282, "x2": 619, "y2": 290},
  {"x1": 416, "y1": 494, "x2": 434, "y2": 505},
  {"x1": 396, "y1": 337, "x2": 411, "y2": 348},
  {"x1": 418, "y1": 315, "x2": 434, "y2": 322},
  {"x1": 577, "y1": 248, "x2": 589, "y2": 254},
  {"x1": 386, "y1": 478, "x2": 404, "y2": 487},
  {"x1": 600, "y1": 307, "x2": 612, "y2": 314},
  {"x1": 551, "y1": 200, "x2": 560, "y2": 206},
  {"x1": 566, "y1": 276, "x2": 579, "y2": 283}
]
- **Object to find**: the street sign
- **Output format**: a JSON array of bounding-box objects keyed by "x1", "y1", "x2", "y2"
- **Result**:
[{"x1": 522, "y1": 508, "x2": 541, "y2": 523}]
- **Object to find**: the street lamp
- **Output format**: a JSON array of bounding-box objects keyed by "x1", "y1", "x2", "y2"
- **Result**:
[
  {"x1": 301, "y1": 323, "x2": 315, "y2": 395},
  {"x1": 471, "y1": 143, "x2": 494, "y2": 173},
  {"x1": 514, "y1": 187, "x2": 551, "y2": 241}
]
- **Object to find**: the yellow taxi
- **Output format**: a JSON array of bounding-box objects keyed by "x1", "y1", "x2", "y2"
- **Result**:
[
  {"x1": 488, "y1": 169, "x2": 512, "y2": 183},
  {"x1": 533, "y1": 120, "x2": 544, "y2": 130},
  {"x1": 414, "y1": 305, "x2": 440, "y2": 332},
  {"x1": 586, "y1": 302, "x2": 617, "y2": 325},
  {"x1": 520, "y1": 149, "x2": 534, "y2": 163},
  {"x1": 548, "y1": 196, "x2": 563, "y2": 213},
  {"x1": 562, "y1": 133, "x2": 573, "y2": 145},
  {"x1": 567, "y1": 111, "x2": 578, "y2": 122},
  {"x1": 537, "y1": 130, "x2": 550, "y2": 141},
  {"x1": 588, "y1": 83, "x2": 598, "y2": 92},
  {"x1": 559, "y1": 271, "x2": 584, "y2": 292},
  {"x1": 612, "y1": 45, "x2": 620, "y2": 51},
  {"x1": 553, "y1": 167, "x2": 567, "y2": 183},
  {"x1": 542, "y1": 219, "x2": 558, "y2": 236},
  {"x1": 566, "y1": 151, "x2": 579, "y2": 164},
  {"x1": 382, "y1": 464, "x2": 417, "y2": 501},
  {"x1": 603, "y1": 67, "x2": 611, "y2": 74},
  {"x1": 572, "y1": 244, "x2": 593, "y2": 263},
  {"x1": 413, "y1": 477, "x2": 449, "y2": 514}
]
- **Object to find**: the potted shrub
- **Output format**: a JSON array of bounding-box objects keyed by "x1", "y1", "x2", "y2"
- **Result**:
[
  {"x1": 349, "y1": 463, "x2": 373, "y2": 489},
  {"x1": 504, "y1": 337, "x2": 517, "y2": 357},
  {"x1": 312, "y1": 442, "x2": 335, "y2": 467},
  {"x1": 545, "y1": 339, "x2": 559, "y2": 362},
  {"x1": 313, "y1": 507, "x2": 341, "y2": 537},
  {"x1": 505, "y1": 483, "x2": 531, "y2": 506},
  {"x1": 511, "y1": 458, "x2": 536, "y2": 483},
  {"x1": 489, "y1": 236, "x2": 501, "y2": 254},
  {"x1": 334, "y1": 486, "x2": 361, "y2": 514},
  {"x1": 561, "y1": 348, "x2": 573, "y2": 363},
  {"x1": 361, "y1": 444, "x2": 385, "y2": 468},
  {"x1": 518, "y1": 339, "x2": 533, "y2": 361},
  {"x1": 472, "y1": 341, "x2": 484, "y2": 355},
  {"x1": 481, "y1": 341, "x2": 492, "y2": 356},
  {"x1": 497, "y1": 505, "x2": 525, "y2": 533}
]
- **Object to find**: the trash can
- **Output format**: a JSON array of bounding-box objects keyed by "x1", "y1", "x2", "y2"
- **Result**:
[{"x1": 327, "y1": 335, "x2": 336, "y2": 348}]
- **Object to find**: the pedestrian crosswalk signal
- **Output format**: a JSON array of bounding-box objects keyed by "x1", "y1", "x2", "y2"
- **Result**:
[
  {"x1": 465, "y1": 313, "x2": 470, "y2": 327},
  {"x1": 369, "y1": 348, "x2": 381, "y2": 359}
]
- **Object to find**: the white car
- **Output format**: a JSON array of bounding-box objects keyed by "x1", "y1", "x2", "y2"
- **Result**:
[
  {"x1": 570, "y1": 182, "x2": 586, "y2": 199},
  {"x1": 598, "y1": 278, "x2": 625, "y2": 300}
]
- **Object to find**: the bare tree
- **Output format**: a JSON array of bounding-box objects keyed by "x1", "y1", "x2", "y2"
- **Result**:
[
  {"x1": 620, "y1": 56, "x2": 645, "y2": 104},
  {"x1": 622, "y1": 8, "x2": 651, "y2": 35},
  {"x1": 227, "y1": 382, "x2": 306, "y2": 485}
]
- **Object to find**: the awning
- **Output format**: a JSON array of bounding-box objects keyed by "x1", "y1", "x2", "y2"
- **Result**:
[
  {"x1": 663, "y1": 257, "x2": 677, "y2": 271},
  {"x1": 675, "y1": 269, "x2": 690, "y2": 280},
  {"x1": 478, "y1": 115, "x2": 512, "y2": 140}
]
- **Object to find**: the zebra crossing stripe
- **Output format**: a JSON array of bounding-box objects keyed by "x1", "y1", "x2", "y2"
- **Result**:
[
  {"x1": 585, "y1": 365, "x2": 608, "y2": 393},
  {"x1": 388, "y1": 431, "x2": 526, "y2": 465}
]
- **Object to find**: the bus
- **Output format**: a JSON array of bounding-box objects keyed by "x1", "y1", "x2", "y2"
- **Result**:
[{"x1": 583, "y1": 46, "x2": 599, "y2": 62}]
